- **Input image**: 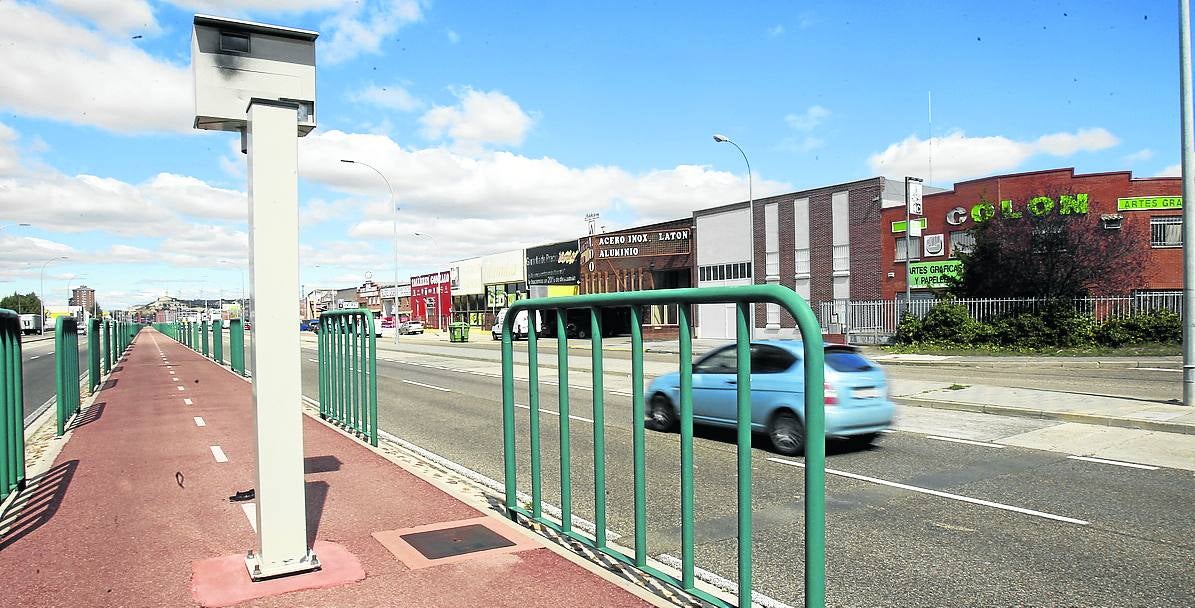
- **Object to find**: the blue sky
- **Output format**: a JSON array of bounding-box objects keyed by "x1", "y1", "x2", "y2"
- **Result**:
[{"x1": 0, "y1": 1, "x2": 1183, "y2": 309}]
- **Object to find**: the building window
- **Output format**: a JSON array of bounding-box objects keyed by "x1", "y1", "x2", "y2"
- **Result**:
[
  {"x1": 949, "y1": 231, "x2": 975, "y2": 257},
  {"x1": 698, "y1": 262, "x2": 752, "y2": 283},
  {"x1": 832, "y1": 244, "x2": 850, "y2": 273},
  {"x1": 765, "y1": 252, "x2": 780, "y2": 277},
  {"x1": 219, "y1": 31, "x2": 250, "y2": 53},
  {"x1": 1151, "y1": 216, "x2": 1182, "y2": 248},
  {"x1": 895, "y1": 236, "x2": 921, "y2": 262},
  {"x1": 766, "y1": 302, "x2": 781, "y2": 326},
  {"x1": 794, "y1": 248, "x2": 810, "y2": 276}
]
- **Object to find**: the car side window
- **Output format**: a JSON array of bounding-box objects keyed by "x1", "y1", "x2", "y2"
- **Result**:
[
  {"x1": 751, "y1": 345, "x2": 797, "y2": 374},
  {"x1": 694, "y1": 346, "x2": 737, "y2": 374}
]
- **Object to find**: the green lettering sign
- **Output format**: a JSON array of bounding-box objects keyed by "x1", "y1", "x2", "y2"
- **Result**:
[
  {"x1": 908, "y1": 260, "x2": 963, "y2": 289},
  {"x1": 999, "y1": 199, "x2": 1022, "y2": 218},
  {"x1": 1028, "y1": 196, "x2": 1055, "y2": 216},
  {"x1": 971, "y1": 202, "x2": 996, "y2": 222},
  {"x1": 1059, "y1": 193, "x2": 1088, "y2": 215},
  {"x1": 1117, "y1": 196, "x2": 1182, "y2": 211},
  {"x1": 890, "y1": 218, "x2": 928, "y2": 233}
]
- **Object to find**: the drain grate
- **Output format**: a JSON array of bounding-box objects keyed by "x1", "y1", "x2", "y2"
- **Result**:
[{"x1": 400, "y1": 524, "x2": 516, "y2": 560}]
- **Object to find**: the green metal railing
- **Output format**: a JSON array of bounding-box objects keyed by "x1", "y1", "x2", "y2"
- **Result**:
[
  {"x1": 200, "y1": 321, "x2": 210, "y2": 358},
  {"x1": 103, "y1": 320, "x2": 112, "y2": 373},
  {"x1": 229, "y1": 318, "x2": 246, "y2": 375},
  {"x1": 55, "y1": 317, "x2": 81, "y2": 437},
  {"x1": 211, "y1": 319, "x2": 223, "y2": 364},
  {"x1": 500, "y1": 285, "x2": 826, "y2": 608},
  {"x1": 317, "y1": 309, "x2": 378, "y2": 446},
  {"x1": 88, "y1": 318, "x2": 101, "y2": 392},
  {"x1": 1, "y1": 309, "x2": 26, "y2": 502},
  {"x1": 153, "y1": 322, "x2": 180, "y2": 341}
]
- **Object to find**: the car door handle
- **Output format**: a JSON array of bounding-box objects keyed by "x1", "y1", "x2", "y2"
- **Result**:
[{"x1": 726, "y1": 379, "x2": 737, "y2": 385}]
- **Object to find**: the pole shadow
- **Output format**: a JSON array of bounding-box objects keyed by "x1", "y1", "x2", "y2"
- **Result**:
[
  {"x1": 303, "y1": 455, "x2": 341, "y2": 475},
  {"x1": 305, "y1": 480, "x2": 329, "y2": 547},
  {"x1": 66, "y1": 402, "x2": 106, "y2": 431},
  {"x1": 0, "y1": 460, "x2": 79, "y2": 551}
]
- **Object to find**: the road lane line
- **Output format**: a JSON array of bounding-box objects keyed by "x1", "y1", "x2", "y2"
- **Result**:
[
  {"x1": 29, "y1": 355, "x2": 39, "y2": 360},
  {"x1": 926, "y1": 435, "x2": 1005, "y2": 448},
  {"x1": 194, "y1": 417, "x2": 206, "y2": 427},
  {"x1": 183, "y1": 398, "x2": 193, "y2": 406},
  {"x1": 767, "y1": 457, "x2": 1089, "y2": 525},
  {"x1": 1067, "y1": 455, "x2": 1158, "y2": 470},
  {"x1": 210, "y1": 445, "x2": 228, "y2": 462},
  {"x1": 242, "y1": 503, "x2": 257, "y2": 533},
  {"x1": 1137, "y1": 367, "x2": 1181, "y2": 372},
  {"x1": 402, "y1": 379, "x2": 452, "y2": 392},
  {"x1": 307, "y1": 358, "x2": 318, "y2": 363},
  {"x1": 171, "y1": 377, "x2": 179, "y2": 382},
  {"x1": 514, "y1": 403, "x2": 594, "y2": 424},
  {"x1": 176, "y1": 386, "x2": 185, "y2": 391}
]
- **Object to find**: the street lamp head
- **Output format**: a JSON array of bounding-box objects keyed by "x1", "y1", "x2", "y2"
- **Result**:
[
  {"x1": 340, "y1": 159, "x2": 355, "y2": 164},
  {"x1": 18, "y1": 223, "x2": 30, "y2": 227},
  {"x1": 713, "y1": 134, "x2": 730, "y2": 143}
]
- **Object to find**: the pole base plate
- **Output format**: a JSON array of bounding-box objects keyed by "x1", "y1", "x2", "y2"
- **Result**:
[{"x1": 245, "y1": 548, "x2": 320, "y2": 581}]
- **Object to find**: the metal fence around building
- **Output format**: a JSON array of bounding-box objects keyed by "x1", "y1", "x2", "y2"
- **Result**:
[
  {"x1": 819, "y1": 292, "x2": 1184, "y2": 343},
  {"x1": 500, "y1": 285, "x2": 826, "y2": 608}
]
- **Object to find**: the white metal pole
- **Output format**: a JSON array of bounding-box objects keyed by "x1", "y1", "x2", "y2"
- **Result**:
[
  {"x1": 1181, "y1": 0, "x2": 1195, "y2": 407},
  {"x1": 905, "y1": 177, "x2": 912, "y2": 314},
  {"x1": 244, "y1": 99, "x2": 317, "y2": 577}
]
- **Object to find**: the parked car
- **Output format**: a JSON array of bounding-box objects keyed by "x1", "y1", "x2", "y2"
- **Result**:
[
  {"x1": 491, "y1": 308, "x2": 542, "y2": 340},
  {"x1": 645, "y1": 342, "x2": 894, "y2": 456},
  {"x1": 398, "y1": 320, "x2": 424, "y2": 335}
]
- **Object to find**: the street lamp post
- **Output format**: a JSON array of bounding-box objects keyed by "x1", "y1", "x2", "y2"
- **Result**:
[
  {"x1": 38, "y1": 256, "x2": 68, "y2": 334},
  {"x1": 341, "y1": 159, "x2": 400, "y2": 345},
  {"x1": 714, "y1": 134, "x2": 755, "y2": 338},
  {"x1": 1181, "y1": 0, "x2": 1195, "y2": 407}
]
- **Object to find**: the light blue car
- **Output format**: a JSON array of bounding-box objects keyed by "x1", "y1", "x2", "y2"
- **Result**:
[{"x1": 646, "y1": 341, "x2": 894, "y2": 455}]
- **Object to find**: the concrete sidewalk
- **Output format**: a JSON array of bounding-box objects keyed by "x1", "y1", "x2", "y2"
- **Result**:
[{"x1": 0, "y1": 329, "x2": 661, "y2": 608}]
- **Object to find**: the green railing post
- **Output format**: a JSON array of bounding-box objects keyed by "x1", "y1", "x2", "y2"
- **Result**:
[
  {"x1": 55, "y1": 316, "x2": 81, "y2": 437},
  {"x1": 103, "y1": 321, "x2": 112, "y2": 372},
  {"x1": 589, "y1": 307, "x2": 607, "y2": 549},
  {"x1": 313, "y1": 310, "x2": 377, "y2": 446},
  {"x1": 212, "y1": 319, "x2": 223, "y2": 365},
  {"x1": 230, "y1": 319, "x2": 245, "y2": 375},
  {"x1": 527, "y1": 315, "x2": 542, "y2": 519},
  {"x1": 201, "y1": 320, "x2": 209, "y2": 358},
  {"x1": 497, "y1": 285, "x2": 826, "y2": 608},
  {"x1": 1, "y1": 309, "x2": 26, "y2": 502},
  {"x1": 88, "y1": 318, "x2": 100, "y2": 392}
]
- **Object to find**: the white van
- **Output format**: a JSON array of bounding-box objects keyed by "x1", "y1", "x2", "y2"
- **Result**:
[{"x1": 492, "y1": 308, "x2": 540, "y2": 340}]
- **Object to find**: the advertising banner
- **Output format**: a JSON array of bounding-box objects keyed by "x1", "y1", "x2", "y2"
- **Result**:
[
  {"x1": 526, "y1": 239, "x2": 580, "y2": 285},
  {"x1": 908, "y1": 260, "x2": 962, "y2": 289},
  {"x1": 1117, "y1": 196, "x2": 1182, "y2": 211}
]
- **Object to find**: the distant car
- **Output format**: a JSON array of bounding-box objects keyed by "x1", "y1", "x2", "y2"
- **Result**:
[
  {"x1": 398, "y1": 320, "x2": 424, "y2": 335},
  {"x1": 381, "y1": 316, "x2": 396, "y2": 329},
  {"x1": 645, "y1": 342, "x2": 894, "y2": 456},
  {"x1": 243, "y1": 322, "x2": 251, "y2": 330}
]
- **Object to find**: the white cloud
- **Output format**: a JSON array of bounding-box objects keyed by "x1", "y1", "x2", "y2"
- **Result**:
[
  {"x1": 1158, "y1": 163, "x2": 1181, "y2": 177},
  {"x1": 0, "y1": 235, "x2": 77, "y2": 265},
  {"x1": 301, "y1": 198, "x2": 355, "y2": 226},
  {"x1": 320, "y1": 0, "x2": 424, "y2": 64},
  {"x1": 49, "y1": 0, "x2": 159, "y2": 35},
  {"x1": 350, "y1": 84, "x2": 424, "y2": 112},
  {"x1": 785, "y1": 106, "x2": 831, "y2": 131},
  {"x1": 164, "y1": 0, "x2": 345, "y2": 10},
  {"x1": 419, "y1": 88, "x2": 534, "y2": 151},
  {"x1": 0, "y1": 122, "x2": 22, "y2": 176},
  {"x1": 867, "y1": 128, "x2": 1120, "y2": 182},
  {"x1": 1125, "y1": 149, "x2": 1154, "y2": 163},
  {"x1": 297, "y1": 129, "x2": 789, "y2": 269},
  {"x1": 446, "y1": 29, "x2": 460, "y2": 44},
  {"x1": 0, "y1": 3, "x2": 191, "y2": 133},
  {"x1": 767, "y1": 24, "x2": 784, "y2": 37},
  {"x1": 143, "y1": 173, "x2": 246, "y2": 221}
]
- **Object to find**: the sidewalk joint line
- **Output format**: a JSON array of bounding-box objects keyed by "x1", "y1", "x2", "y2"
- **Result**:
[{"x1": 1067, "y1": 455, "x2": 1158, "y2": 470}]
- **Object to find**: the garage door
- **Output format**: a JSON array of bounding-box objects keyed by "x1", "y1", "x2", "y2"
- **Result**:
[{"x1": 697, "y1": 279, "x2": 750, "y2": 339}]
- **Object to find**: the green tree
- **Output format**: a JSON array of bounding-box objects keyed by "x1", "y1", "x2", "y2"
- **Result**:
[
  {"x1": 0, "y1": 291, "x2": 42, "y2": 314},
  {"x1": 947, "y1": 194, "x2": 1134, "y2": 300}
]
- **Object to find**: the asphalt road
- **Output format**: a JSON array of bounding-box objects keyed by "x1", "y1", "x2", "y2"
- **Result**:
[
  {"x1": 20, "y1": 334, "x2": 91, "y2": 421},
  {"x1": 292, "y1": 345, "x2": 1193, "y2": 607}
]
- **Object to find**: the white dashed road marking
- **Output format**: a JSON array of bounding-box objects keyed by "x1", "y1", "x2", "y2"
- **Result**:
[
  {"x1": 194, "y1": 417, "x2": 206, "y2": 427},
  {"x1": 1067, "y1": 455, "x2": 1158, "y2": 470},
  {"x1": 768, "y1": 457, "x2": 1089, "y2": 525},
  {"x1": 172, "y1": 377, "x2": 179, "y2": 382},
  {"x1": 177, "y1": 386, "x2": 185, "y2": 391},
  {"x1": 183, "y1": 398, "x2": 193, "y2": 406},
  {"x1": 926, "y1": 435, "x2": 1005, "y2": 448},
  {"x1": 210, "y1": 445, "x2": 228, "y2": 462},
  {"x1": 401, "y1": 379, "x2": 452, "y2": 392},
  {"x1": 514, "y1": 403, "x2": 594, "y2": 424}
]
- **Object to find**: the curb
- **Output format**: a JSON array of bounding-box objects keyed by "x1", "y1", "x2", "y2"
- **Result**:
[{"x1": 895, "y1": 396, "x2": 1195, "y2": 436}]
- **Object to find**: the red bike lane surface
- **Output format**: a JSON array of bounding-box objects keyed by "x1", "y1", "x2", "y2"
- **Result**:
[{"x1": 0, "y1": 329, "x2": 653, "y2": 608}]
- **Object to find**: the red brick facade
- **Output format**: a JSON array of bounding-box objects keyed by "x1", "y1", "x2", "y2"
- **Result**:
[{"x1": 879, "y1": 168, "x2": 1182, "y2": 299}]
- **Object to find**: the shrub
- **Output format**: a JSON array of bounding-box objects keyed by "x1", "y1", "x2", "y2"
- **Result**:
[
  {"x1": 1096, "y1": 310, "x2": 1181, "y2": 346},
  {"x1": 897, "y1": 300, "x2": 980, "y2": 345}
]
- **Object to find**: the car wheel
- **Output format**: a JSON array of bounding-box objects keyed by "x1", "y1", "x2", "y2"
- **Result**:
[
  {"x1": 492, "y1": 332, "x2": 500, "y2": 341},
  {"x1": 576, "y1": 326, "x2": 588, "y2": 339},
  {"x1": 848, "y1": 432, "x2": 880, "y2": 448},
  {"x1": 768, "y1": 411, "x2": 805, "y2": 456},
  {"x1": 649, "y1": 394, "x2": 677, "y2": 432}
]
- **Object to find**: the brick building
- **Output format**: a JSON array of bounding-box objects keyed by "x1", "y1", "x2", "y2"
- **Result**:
[
  {"x1": 410, "y1": 271, "x2": 452, "y2": 330},
  {"x1": 879, "y1": 168, "x2": 1183, "y2": 300},
  {"x1": 694, "y1": 177, "x2": 927, "y2": 339}
]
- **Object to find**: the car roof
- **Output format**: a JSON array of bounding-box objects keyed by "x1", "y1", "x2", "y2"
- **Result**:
[{"x1": 709, "y1": 339, "x2": 859, "y2": 358}]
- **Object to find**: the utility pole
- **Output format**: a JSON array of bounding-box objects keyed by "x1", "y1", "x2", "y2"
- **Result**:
[{"x1": 1181, "y1": 0, "x2": 1195, "y2": 406}]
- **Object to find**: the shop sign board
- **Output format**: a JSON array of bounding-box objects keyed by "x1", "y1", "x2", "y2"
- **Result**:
[
  {"x1": 1117, "y1": 196, "x2": 1182, "y2": 211},
  {"x1": 526, "y1": 239, "x2": 580, "y2": 285},
  {"x1": 908, "y1": 260, "x2": 962, "y2": 289},
  {"x1": 595, "y1": 228, "x2": 691, "y2": 259},
  {"x1": 944, "y1": 193, "x2": 1090, "y2": 226}
]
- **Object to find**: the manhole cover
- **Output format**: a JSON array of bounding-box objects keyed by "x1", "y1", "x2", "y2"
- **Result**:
[{"x1": 400, "y1": 524, "x2": 516, "y2": 560}]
